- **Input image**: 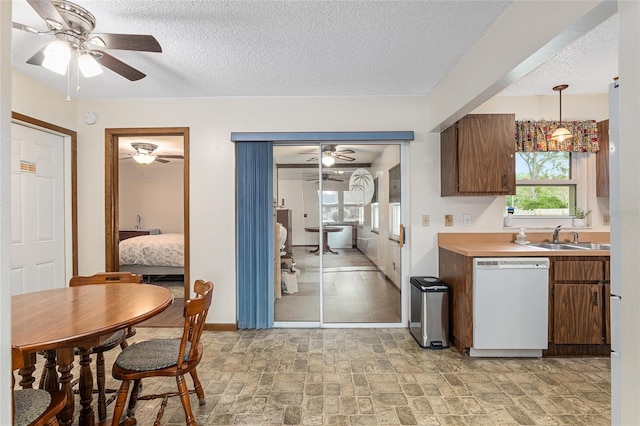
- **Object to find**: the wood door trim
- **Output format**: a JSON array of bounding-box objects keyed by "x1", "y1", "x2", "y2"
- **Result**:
[
  {"x1": 11, "y1": 112, "x2": 78, "y2": 276},
  {"x1": 105, "y1": 127, "x2": 190, "y2": 295}
]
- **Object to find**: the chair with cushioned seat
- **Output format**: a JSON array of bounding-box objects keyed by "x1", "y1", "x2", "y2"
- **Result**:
[
  {"x1": 69, "y1": 272, "x2": 143, "y2": 422},
  {"x1": 13, "y1": 350, "x2": 67, "y2": 426},
  {"x1": 110, "y1": 280, "x2": 214, "y2": 426}
]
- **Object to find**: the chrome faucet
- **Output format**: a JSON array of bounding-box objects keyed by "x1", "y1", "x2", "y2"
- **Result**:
[
  {"x1": 552, "y1": 225, "x2": 562, "y2": 243},
  {"x1": 570, "y1": 231, "x2": 579, "y2": 244}
]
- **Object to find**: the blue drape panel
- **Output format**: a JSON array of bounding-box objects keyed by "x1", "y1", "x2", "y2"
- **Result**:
[{"x1": 236, "y1": 142, "x2": 274, "y2": 329}]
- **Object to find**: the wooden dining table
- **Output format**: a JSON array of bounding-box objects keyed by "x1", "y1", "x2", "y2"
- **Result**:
[
  {"x1": 12, "y1": 283, "x2": 174, "y2": 426},
  {"x1": 304, "y1": 226, "x2": 344, "y2": 254}
]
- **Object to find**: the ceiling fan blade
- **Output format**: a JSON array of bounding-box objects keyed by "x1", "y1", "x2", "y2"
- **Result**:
[
  {"x1": 13, "y1": 21, "x2": 45, "y2": 34},
  {"x1": 93, "y1": 50, "x2": 146, "y2": 81},
  {"x1": 307, "y1": 157, "x2": 319, "y2": 162},
  {"x1": 335, "y1": 155, "x2": 355, "y2": 162},
  {"x1": 336, "y1": 148, "x2": 355, "y2": 154},
  {"x1": 26, "y1": 46, "x2": 47, "y2": 66},
  {"x1": 328, "y1": 178, "x2": 343, "y2": 182},
  {"x1": 89, "y1": 33, "x2": 162, "y2": 52},
  {"x1": 157, "y1": 155, "x2": 184, "y2": 159},
  {"x1": 155, "y1": 158, "x2": 170, "y2": 163},
  {"x1": 27, "y1": 0, "x2": 69, "y2": 30}
]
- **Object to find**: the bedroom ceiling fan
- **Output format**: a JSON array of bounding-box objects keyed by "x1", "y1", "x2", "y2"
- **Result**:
[
  {"x1": 302, "y1": 145, "x2": 356, "y2": 166},
  {"x1": 121, "y1": 143, "x2": 183, "y2": 165},
  {"x1": 13, "y1": 0, "x2": 162, "y2": 81}
]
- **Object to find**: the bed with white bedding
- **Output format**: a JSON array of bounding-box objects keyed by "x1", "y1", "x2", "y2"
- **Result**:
[{"x1": 119, "y1": 233, "x2": 184, "y2": 276}]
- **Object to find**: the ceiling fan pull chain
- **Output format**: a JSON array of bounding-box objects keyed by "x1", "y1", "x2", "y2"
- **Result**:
[{"x1": 66, "y1": 63, "x2": 71, "y2": 101}]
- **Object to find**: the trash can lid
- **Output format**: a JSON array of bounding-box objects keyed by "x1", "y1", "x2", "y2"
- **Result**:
[{"x1": 410, "y1": 276, "x2": 448, "y2": 291}]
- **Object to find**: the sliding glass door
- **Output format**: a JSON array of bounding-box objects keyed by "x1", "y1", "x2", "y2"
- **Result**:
[{"x1": 273, "y1": 143, "x2": 403, "y2": 327}]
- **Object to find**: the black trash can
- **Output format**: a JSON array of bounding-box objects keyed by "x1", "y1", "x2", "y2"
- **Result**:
[{"x1": 409, "y1": 276, "x2": 449, "y2": 349}]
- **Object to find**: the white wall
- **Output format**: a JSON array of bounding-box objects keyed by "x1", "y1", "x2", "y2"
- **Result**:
[
  {"x1": 119, "y1": 161, "x2": 184, "y2": 233},
  {"x1": 69, "y1": 95, "x2": 427, "y2": 324},
  {"x1": 10, "y1": 77, "x2": 613, "y2": 324}
]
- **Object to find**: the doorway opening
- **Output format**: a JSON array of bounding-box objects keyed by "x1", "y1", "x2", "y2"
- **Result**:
[{"x1": 105, "y1": 127, "x2": 190, "y2": 300}]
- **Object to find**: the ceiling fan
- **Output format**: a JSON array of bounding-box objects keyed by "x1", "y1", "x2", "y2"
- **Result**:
[
  {"x1": 13, "y1": 0, "x2": 162, "y2": 81},
  {"x1": 305, "y1": 172, "x2": 344, "y2": 183},
  {"x1": 302, "y1": 145, "x2": 356, "y2": 166},
  {"x1": 121, "y1": 143, "x2": 183, "y2": 165}
]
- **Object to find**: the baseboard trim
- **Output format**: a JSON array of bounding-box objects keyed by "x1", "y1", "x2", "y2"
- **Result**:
[{"x1": 204, "y1": 323, "x2": 237, "y2": 331}]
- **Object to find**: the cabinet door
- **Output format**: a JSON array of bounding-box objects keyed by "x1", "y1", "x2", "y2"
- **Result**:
[
  {"x1": 440, "y1": 124, "x2": 458, "y2": 196},
  {"x1": 554, "y1": 261, "x2": 604, "y2": 281},
  {"x1": 596, "y1": 120, "x2": 609, "y2": 197},
  {"x1": 457, "y1": 114, "x2": 515, "y2": 194},
  {"x1": 554, "y1": 284, "x2": 603, "y2": 344}
]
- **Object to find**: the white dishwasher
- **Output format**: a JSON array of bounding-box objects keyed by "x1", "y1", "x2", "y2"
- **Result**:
[{"x1": 471, "y1": 257, "x2": 549, "y2": 357}]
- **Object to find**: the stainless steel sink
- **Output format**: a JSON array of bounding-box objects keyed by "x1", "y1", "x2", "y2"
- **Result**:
[
  {"x1": 528, "y1": 242, "x2": 587, "y2": 250},
  {"x1": 567, "y1": 242, "x2": 611, "y2": 250},
  {"x1": 526, "y1": 242, "x2": 610, "y2": 250}
]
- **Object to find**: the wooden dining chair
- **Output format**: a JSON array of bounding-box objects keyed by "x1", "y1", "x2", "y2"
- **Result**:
[
  {"x1": 69, "y1": 272, "x2": 143, "y2": 423},
  {"x1": 111, "y1": 280, "x2": 214, "y2": 426},
  {"x1": 13, "y1": 349, "x2": 67, "y2": 426}
]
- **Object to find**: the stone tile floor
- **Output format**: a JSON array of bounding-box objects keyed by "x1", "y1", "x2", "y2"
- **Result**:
[{"x1": 68, "y1": 327, "x2": 610, "y2": 425}]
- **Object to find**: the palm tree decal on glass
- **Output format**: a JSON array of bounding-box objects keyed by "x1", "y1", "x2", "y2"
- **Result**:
[{"x1": 349, "y1": 168, "x2": 374, "y2": 206}]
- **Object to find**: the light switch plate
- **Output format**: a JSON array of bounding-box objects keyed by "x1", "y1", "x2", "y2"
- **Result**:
[
  {"x1": 445, "y1": 214, "x2": 453, "y2": 227},
  {"x1": 463, "y1": 214, "x2": 472, "y2": 226},
  {"x1": 422, "y1": 215, "x2": 430, "y2": 226},
  {"x1": 603, "y1": 213, "x2": 610, "y2": 225}
]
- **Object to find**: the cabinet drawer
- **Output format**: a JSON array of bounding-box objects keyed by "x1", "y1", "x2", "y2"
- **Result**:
[{"x1": 554, "y1": 261, "x2": 604, "y2": 281}]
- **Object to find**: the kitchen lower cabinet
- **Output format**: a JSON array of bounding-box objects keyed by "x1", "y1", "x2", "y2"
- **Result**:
[
  {"x1": 547, "y1": 256, "x2": 610, "y2": 355},
  {"x1": 553, "y1": 284, "x2": 603, "y2": 344}
]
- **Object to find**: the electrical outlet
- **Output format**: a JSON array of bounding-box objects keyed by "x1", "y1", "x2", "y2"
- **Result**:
[
  {"x1": 422, "y1": 215, "x2": 430, "y2": 226},
  {"x1": 603, "y1": 213, "x2": 610, "y2": 225},
  {"x1": 445, "y1": 214, "x2": 453, "y2": 227},
  {"x1": 463, "y1": 214, "x2": 472, "y2": 226}
]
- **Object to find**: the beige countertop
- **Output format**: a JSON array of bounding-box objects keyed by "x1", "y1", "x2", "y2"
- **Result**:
[{"x1": 438, "y1": 232, "x2": 611, "y2": 257}]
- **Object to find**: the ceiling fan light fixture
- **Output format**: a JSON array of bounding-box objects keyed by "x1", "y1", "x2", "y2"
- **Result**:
[
  {"x1": 321, "y1": 152, "x2": 336, "y2": 167},
  {"x1": 77, "y1": 52, "x2": 103, "y2": 77},
  {"x1": 133, "y1": 152, "x2": 156, "y2": 164},
  {"x1": 42, "y1": 40, "x2": 71, "y2": 75},
  {"x1": 550, "y1": 84, "x2": 573, "y2": 142}
]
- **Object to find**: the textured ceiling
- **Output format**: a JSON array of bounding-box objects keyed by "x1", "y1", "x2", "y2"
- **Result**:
[
  {"x1": 11, "y1": 0, "x2": 513, "y2": 98},
  {"x1": 10, "y1": 1, "x2": 618, "y2": 100}
]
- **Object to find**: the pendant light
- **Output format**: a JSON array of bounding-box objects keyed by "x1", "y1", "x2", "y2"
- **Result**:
[{"x1": 550, "y1": 84, "x2": 573, "y2": 142}]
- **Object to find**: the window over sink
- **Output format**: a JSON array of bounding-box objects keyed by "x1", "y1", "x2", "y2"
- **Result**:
[{"x1": 506, "y1": 152, "x2": 583, "y2": 217}]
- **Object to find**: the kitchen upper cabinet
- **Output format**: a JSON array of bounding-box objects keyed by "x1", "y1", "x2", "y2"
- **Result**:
[
  {"x1": 596, "y1": 119, "x2": 609, "y2": 197},
  {"x1": 441, "y1": 114, "x2": 516, "y2": 196}
]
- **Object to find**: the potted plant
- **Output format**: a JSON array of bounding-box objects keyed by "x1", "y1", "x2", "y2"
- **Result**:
[{"x1": 573, "y1": 207, "x2": 591, "y2": 227}]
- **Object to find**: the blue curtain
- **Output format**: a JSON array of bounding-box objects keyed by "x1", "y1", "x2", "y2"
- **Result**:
[{"x1": 236, "y1": 142, "x2": 274, "y2": 329}]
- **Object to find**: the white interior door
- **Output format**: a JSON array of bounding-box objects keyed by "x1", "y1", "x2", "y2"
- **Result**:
[{"x1": 11, "y1": 123, "x2": 66, "y2": 294}]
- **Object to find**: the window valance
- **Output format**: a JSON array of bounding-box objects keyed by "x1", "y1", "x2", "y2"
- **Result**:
[{"x1": 515, "y1": 120, "x2": 599, "y2": 153}]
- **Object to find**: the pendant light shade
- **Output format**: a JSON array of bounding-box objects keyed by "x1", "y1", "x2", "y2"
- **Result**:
[{"x1": 550, "y1": 84, "x2": 573, "y2": 142}]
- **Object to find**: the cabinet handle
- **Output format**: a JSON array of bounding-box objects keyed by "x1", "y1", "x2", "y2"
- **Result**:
[
  {"x1": 503, "y1": 175, "x2": 508, "y2": 187},
  {"x1": 593, "y1": 291, "x2": 599, "y2": 306}
]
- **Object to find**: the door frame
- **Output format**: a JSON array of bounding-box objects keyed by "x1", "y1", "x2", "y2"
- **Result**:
[
  {"x1": 105, "y1": 127, "x2": 190, "y2": 294},
  {"x1": 12, "y1": 112, "x2": 78, "y2": 278}
]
